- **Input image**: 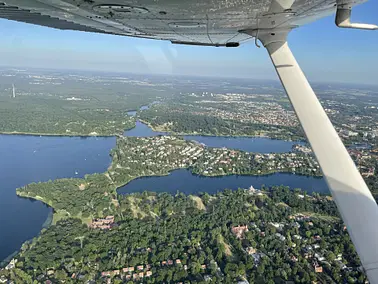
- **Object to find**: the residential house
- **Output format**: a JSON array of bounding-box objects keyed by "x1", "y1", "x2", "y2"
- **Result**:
[
  {"x1": 275, "y1": 233, "x2": 286, "y2": 241},
  {"x1": 231, "y1": 225, "x2": 249, "y2": 239},
  {"x1": 246, "y1": 247, "x2": 256, "y2": 255},
  {"x1": 146, "y1": 271, "x2": 152, "y2": 277},
  {"x1": 89, "y1": 216, "x2": 115, "y2": 230},
  {"x1": 314, "y1": 265, "x2": 323, "y2": 273},
  {"x1": 5, "y1": 259, "x2": 17, "y2": 270},
  {"x1": 101, "y1": 271, "x2": 111, "y2": 277}
]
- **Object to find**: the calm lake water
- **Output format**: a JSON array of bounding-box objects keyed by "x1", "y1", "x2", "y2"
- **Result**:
[
  {"x1": 183, "y1": 135, "x2": 303, "y2": 154},
  {"x1": 118, "y1": 169, "x2": 328, "y2": 195},
  {"x1": 0, "y1": 135, "x2": 115, "y2": 261},
  {"x1": 124, "y1": 120, "x2": 168, "y2": 137},
  {"x1": 0, "y1": 108, "x2": 317, "y2": 262},
  {"x1": 125, "y1": 120, "x2": 302, "y2": 153},
  {"x1": 127, "y1": 104, "x2": 302, "y2": 153}
]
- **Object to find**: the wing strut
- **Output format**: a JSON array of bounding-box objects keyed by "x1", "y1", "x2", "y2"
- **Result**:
[{"x1": 259, "y1": 32, "x2": 378, "y2": 283}]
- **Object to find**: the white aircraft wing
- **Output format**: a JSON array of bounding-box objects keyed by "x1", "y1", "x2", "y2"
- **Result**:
[{"x1": 0, "y1": 0, "x2": 367, "y2": 45}]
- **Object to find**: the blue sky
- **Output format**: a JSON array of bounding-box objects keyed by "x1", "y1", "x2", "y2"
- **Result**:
[{"x1": 0, "y1": 1, "x2": 376, "y2": 85}]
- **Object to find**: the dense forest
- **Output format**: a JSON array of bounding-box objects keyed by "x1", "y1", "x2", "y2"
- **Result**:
[
  {"x1": 0, "y1": 70, "x2": 173, "y2": 136},
  {"x1": 0, "y1": 99, "x2": 135, "y2": 136},
  {"x1": 17, "y1": 174, "x2": 117, "y2": 222},
  {"x1": 139, "y1": 105, "x2": 304, "y2": 141},
  {"x1": 3, "y1": 187, "x2": 366, "y2": 283}
]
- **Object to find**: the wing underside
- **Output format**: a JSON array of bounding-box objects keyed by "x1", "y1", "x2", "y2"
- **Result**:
[{"x1": 0, "y1": 0, "x2": 366, "y2": 45}]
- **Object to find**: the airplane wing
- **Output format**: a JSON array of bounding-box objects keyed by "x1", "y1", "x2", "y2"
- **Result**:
[{"x1": 0, "y1": 0, "x2": 367, "y2": 46}]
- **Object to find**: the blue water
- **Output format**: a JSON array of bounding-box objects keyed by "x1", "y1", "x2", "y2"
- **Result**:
[
  {"x1": 118, "y1": 169, "x2": 328, "y2": 195},
  {"x1": 184, "y1": 135, "x2": 303, "y2": 154},
  {"x1": 124, "y1": 121, "x2": 167, "y2": 137},
  {"x1": 0, "y1": 112, "x2": 314, "y2": 262},
  {"x1": 124, "y1": 120, "x2": 302, "y2": 153},
  {"x1": 126, "y1": 104, "x2": 150, "y2": 117},
  {"x1": 140, "y1": 105, "x2": 150, "y2": 111},
  {"x1": 0, "y1": 135, "x2": 115, "y2": 261}
]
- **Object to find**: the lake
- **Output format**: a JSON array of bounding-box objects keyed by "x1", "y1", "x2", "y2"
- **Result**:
[
  {"x1": 0, "y1": 109, "x2": 316, "y2": 262},
  {"x1": 0, "y1": 135, "x2": 115, "y2": 261},
  {"x1": 117, "y1": 169, "x2": 328, "y2": 195},
  {"x1": 127, "y1": 104, "x2": 303, "y2": 153},
  {"x1": 126, "y1": 103, "x2": 154, "y2": 117},
  {"x1": 124, "y1": 120, "x2": 168, "y2": 137},
  {"x1": 125, "y1": 120, "x2": 302, "y2": 153},
  {"x1": 183, "y1": 135, "x2": 303, "y2": 154}
]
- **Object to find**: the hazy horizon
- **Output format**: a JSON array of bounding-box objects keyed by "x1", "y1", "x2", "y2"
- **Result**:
[{"x1": 1, "y1": 66, "x2": 378, "y2": 89}]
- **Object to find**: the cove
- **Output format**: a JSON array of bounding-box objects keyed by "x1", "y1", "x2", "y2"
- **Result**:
[
  {"x1": 117, "y1": 169, "x2": 329, "y2": 196},
  {"x1": 124, "y1": 120, "x2": 302, "y2": 153}
]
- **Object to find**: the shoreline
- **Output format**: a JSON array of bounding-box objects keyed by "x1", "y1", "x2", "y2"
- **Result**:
[
  {"x1": 0, "y1": 131, "x2": 120, "y2": 138},
  {"x1": 0, "y1": 201, "x2": 53, "y2": 266},
  {"x1": 115, "y1": 168, "x2": 323, "y2": 194},
  {"x1": 138, "y1": 119, "x2": 304, "y2": 142},
  {"x1": 16, "y1": 166, "x2": 323, "y2": 223},
  {"x1": 11, "y1": 146, "x2": 323, "y2": 267},
  {"x1": 0, "y1": 118, "x2": 303, "y2": 142}
]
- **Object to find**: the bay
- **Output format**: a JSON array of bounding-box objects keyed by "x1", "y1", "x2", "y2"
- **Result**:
[
  {"x1": 184, "y1": 135, "x2": 303, "y2": 154},
  {"x1": 118, "y1": 169, "x2": 328, "y2": 195},
  {"x1": 124, "y1": 120, "x2": 302, "y2": 153},
  {"x1": 0, "y1": 135, "x2": 115, "y2": 261}
]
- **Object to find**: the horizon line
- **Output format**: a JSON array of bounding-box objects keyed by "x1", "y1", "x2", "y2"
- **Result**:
[{"x1": 0, "y1": 65, "x2": 377, "y2": 88}]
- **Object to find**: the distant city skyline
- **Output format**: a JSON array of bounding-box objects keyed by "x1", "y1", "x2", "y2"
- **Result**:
[{"x1": 0, "y1": 1, "x2": 376, "y2": 85}]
